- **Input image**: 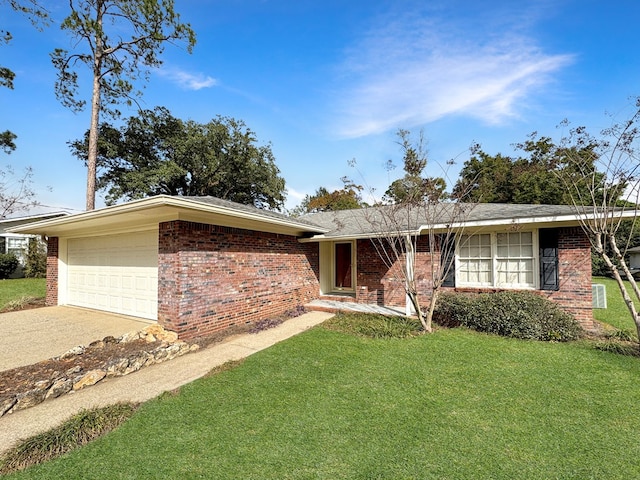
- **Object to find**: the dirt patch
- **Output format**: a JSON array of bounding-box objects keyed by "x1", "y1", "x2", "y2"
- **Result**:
[
  {"x1": 0, "y1": 324, "x2": 251, "y2": 401},
  {"x1": 0, "y1": 339, "x2": 159, "y2": 398},
  {"x1": 0, "y1": 306, "x2": 306, "y2": 408},
  {"x1": 0, "y1": 297, "x2": 46, "y2": 313}
]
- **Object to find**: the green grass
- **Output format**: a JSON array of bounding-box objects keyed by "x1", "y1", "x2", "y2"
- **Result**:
[
  {"x1": 0, "y1": 404, "x2": 138, "y2": 475},
  {"x1": 592, "y1": 276, "x2": 640, "y2": 334},
  {"x1": 0, "y1": 278, "x2": 46, "y2": 310},
  {"x1": 5, "y1": 325, "x2": 640, "y2": 479}
]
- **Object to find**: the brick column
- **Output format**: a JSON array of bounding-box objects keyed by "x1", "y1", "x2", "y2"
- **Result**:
[
  {"x1": 157, "y1": 221, "x2": 181, "y2": 332},
  {"x1": 46, "y1": 237, "x2": 59, "y2": 306}
]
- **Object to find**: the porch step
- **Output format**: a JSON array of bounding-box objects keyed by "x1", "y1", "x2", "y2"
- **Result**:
[{"x1": 306, "y1": 299, "x2": 406, "y2": 317}]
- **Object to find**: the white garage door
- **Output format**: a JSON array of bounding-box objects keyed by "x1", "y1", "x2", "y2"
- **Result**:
[{"x1": 67, "y1": 230, "x2": 158, "y2": 320}]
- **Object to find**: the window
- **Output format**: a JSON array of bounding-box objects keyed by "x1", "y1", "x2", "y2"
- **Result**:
[
  {"x1": 496, "y1": 232, "x2": 534, "y2": 287},
  {"x1": 7, "y1": 237, "x2": 27, "y2": 261},
  {"x1": 458, "y1": 233, "x2": 492, "y2": 286},
  {"x1": 457, "y1": 231, "x2": 538, "y2": 289},
  {"x1": 334, "y1": 242, "x2": 353, "y2": 290}
]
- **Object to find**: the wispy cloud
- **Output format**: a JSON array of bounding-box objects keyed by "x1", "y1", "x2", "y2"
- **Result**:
[
  {"x1": 332, "y1": 5, "x2": 574, "y2": 138},
  {"x1": 157, "y1": 67, "x2": 218, "y2": 90},
  {"x1": 285, "y1": 187, "x2": 307, "y2": 210}
]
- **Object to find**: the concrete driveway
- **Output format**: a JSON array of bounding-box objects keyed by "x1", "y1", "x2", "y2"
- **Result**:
[{"x1": 0, "y1": 306, "x2": 152, "y2": 371}]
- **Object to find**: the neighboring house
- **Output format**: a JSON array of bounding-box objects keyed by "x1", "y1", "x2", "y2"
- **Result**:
[
  {"x1": 627, "y1": 246, "x2": 640, "y2": 277},
  {"x1": 0, "y1": 213, "x2": 69, "y2": 278},
  {"x1": 11, "y1": 196, "x2": 634, "y2": 338}
]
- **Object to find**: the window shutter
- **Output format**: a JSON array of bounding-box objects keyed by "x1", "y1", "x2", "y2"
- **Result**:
[
  {"x1": 539, "y1": 228, "x2": 559, "y2": 291},
  {"x1": 440, "y1": 235, "x2": 455, "y2": 287}
]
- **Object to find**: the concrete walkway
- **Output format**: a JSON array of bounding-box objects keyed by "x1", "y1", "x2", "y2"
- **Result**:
[
  {"x1": 0, "y1": 306, "x2": 152, "y2": 371},
  {"x1": 0, "y1": 311, "x2": 333, "y2": 454}
]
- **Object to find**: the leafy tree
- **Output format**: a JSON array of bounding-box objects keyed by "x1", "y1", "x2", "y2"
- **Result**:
[
  {"x1": 591, "y1": 219, "x2": 640, "y2": 277},
  {"x1": 69, "y1": 107, "x2": 287, "y2": 210},
  {"x1": 1, "y1": 1, "x2": 48, "y2": 153},
  {"x1": 0, "y1": 131, "x2": 16, "y2": 154},
  {"x1": 292, "y1": 178, "x2": 366, "y2": 215},
  {"x1": 23, "y1": 237, "x2": 46, "y2": 278},
  {"x1": 383, "y1": 129, "x2": 447, "y2": 204},
  {"x1": 451, "y1": 147, "x2": 513, "y2": 203},
  {"x1": 452, "y1": 134, "x2": 607, "y2": 205},
  {"x1": 51, "y1": 0, "x2": 196, "y2": 211},
  {"x1": 0, "y1": 252, "x2": 18, "y2": 279}
]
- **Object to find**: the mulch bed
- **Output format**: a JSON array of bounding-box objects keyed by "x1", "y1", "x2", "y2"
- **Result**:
[
  {"x1": 0, "y1": 298, "x2": 46, "y2": 313},
  {"x1": 0, "y1": 302, "x2": 297, "y2": 404},
  {"x1": 0, "y1": 339, "x2": 157, "y2": 398},
  {"x1": 0, "y1": 311, "x2": 256, "y2": 401}
]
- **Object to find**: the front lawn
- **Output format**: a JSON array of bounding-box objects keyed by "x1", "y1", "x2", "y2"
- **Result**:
[
  {"x1": 0, "y1": 278, "x2": 46, "y2": 310},
  {"x1": 6, "y1": 325, "x2": 640, "y2": 479},
  {"x1": 592, "y1": 276, "x2": 640, "y2": 335}
]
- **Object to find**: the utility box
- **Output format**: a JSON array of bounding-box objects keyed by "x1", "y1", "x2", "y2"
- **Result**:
[{"x1": 592, "y1": 284, "x2": 607, "y2": 309}]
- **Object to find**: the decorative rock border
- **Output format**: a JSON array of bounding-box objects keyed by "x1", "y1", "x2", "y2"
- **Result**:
[{"x1": 0, "y1": 325, "x2": 199, "y2": 417}]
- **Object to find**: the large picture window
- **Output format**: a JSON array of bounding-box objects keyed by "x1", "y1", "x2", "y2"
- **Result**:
[{"x1": 458, "y1": 231, "x2": 537, "y2": 289}]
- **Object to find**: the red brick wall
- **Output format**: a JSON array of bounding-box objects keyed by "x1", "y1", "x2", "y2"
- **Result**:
[
  {"x1": 355, "y1": 237, "x2": 436, "y2": 308},
  {"x1": 352, "y1": 228, "x2": 594, "y2": 329},
  {"x1": 46, "y1": 236, "x2": 58, "y2": 306},
  {"x1": 541, "y1": 227, "x2": 594, "y2": 329},
  {"x1": 158, "y1": 220, "x2": 320, "y2": 339}
]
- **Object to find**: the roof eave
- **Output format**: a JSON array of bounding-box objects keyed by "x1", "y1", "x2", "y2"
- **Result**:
[
  {"x1": 10, "y1": 196, "x2": 328, "y2": 237},
  {"x1": 300, "y1": 210, "x2": 640, "y2": 242}
]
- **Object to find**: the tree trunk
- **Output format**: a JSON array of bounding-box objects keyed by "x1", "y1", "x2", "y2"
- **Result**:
[
  {"x1": 424, "y1": 287, "x2": 440, "y2": 333},
  {"x1": 86, "y1": 81, "x2": 99, "y2": 211},
  {"x1": 407, "y1": 289, "x2": 430, "y2": 332},
  {"x1": 404, "y1": 234, "x2": 431, "y2": 332},
  {"x1": 85, "y1": 8, "x2": 104, "y2": 211}
]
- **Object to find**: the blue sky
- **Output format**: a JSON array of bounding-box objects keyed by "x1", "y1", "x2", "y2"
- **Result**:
[{"x1": 1, "y1": 0, "x2": 639, "y2": 214}]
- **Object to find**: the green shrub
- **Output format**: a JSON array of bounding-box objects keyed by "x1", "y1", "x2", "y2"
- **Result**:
[
  {"x1": 324, "y1": 312, "x2": 423, "y2": 339},
  {"x1": 434, "y1": 291, "x2": 582, "y2": 342},
  {"x1": 24, "y1": 238, "x2": 47, "y2": 278},
  {"x1": 605, "y1": 328, "x2": 636, "y2": 342},
  {"x1": 593, "y1": 340, "x2": 640, "y2": 357},
  {"x1": 0, "y1": 253, "x2": 19, "y2": 279}
]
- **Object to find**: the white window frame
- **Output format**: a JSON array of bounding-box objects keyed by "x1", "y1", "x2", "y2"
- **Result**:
[
  {"x1": 5, "y1": 236, "x2": 29, "y2": 263},
  {"x1": 457, "y1": 233, "x2": 493, "y2": 287},
  {"x1": 456, "y1": 230, "x2": 539, "y2": 289}
]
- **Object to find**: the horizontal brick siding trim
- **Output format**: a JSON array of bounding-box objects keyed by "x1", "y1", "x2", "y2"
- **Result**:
[
  {"x1": 46, "y1": 237, "x2": 59, "y2": 306},
  {"x1": 158, "y1": 220, "x2": 320, "y2": 339}
]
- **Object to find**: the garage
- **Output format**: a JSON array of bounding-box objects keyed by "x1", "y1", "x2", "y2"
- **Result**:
[{"x1": 66, "y1": 230, "x2": 158, "y2": 320}]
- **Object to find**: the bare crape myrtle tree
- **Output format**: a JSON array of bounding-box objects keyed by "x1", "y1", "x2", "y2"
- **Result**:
[
  {"x1": 354, "y1": 129, "x2": 476, "y2": 332},
  {"x1": 558, "y1": 99, "x2": 640, "y2": 340}
]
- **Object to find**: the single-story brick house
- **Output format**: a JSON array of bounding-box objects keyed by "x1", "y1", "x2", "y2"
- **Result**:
[{"x1": 11, "y1": 195, "x2": 628, "y2": 338}]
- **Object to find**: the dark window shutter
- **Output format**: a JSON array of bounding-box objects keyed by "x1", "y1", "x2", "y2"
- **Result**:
[
  {"x1": 539, "y1": 228, "x2": 559, "y2": 291},
  {"x1": 440, "y1": 235, "x2": 455, "y2": 287}
]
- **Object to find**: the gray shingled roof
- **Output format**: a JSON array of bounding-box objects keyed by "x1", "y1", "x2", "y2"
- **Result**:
[
  {"x1": 185, "y1": 196, "x2": 325, "y2": 231},
  {"x1": 301, "y1": 203, "x2": 583, "y2": 239}
]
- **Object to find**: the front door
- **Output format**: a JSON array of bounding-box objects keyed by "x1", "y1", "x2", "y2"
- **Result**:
[{"x1": 334, "y1": 242, "x2": 353, "y2": 290}]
